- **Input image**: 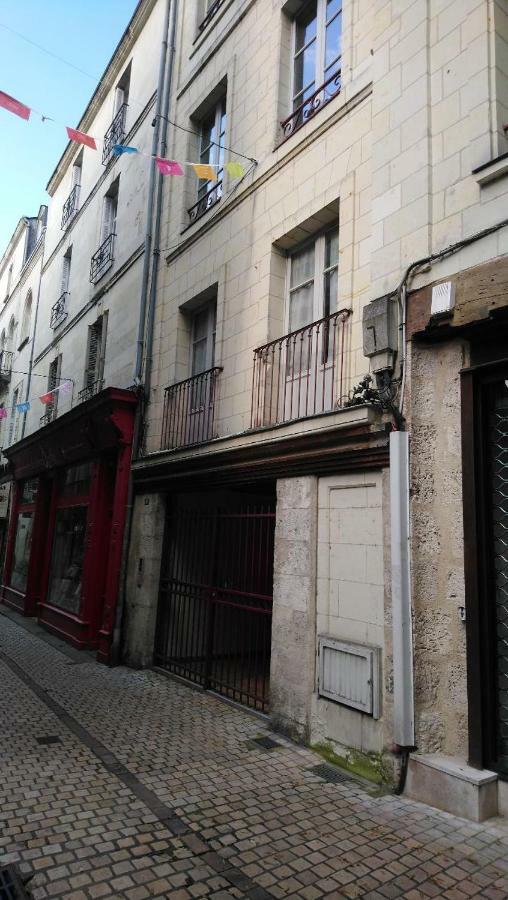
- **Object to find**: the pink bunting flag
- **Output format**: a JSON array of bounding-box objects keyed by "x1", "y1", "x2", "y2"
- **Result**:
[
  {"x1": 0, "y1": 408, "x2": 7, "y2": 419},
  {"x1": 59, "y1": 380, "x2": 72, "y2": 395},
  {"x1": 0, "y1": 90, "x2": 31, "y2": 121},
  {"x1": 155, "y1": 158, "x2": 184, "y2": 176},
  {"x1": 39, "y1": 392, "x2": 54, "y2": 405},
  {"x1": 66, "y1": 127, "x2": 97, "y2": 150}
]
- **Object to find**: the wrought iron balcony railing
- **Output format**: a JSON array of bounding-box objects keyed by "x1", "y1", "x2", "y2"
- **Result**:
[
  {"x1": 61, "y1": 184, "x2": 80, "y2": 229},
  {"x1": 90, "y1": 233, "x2": 115, "y2": 283},
  {"x1": 102, "y1": 104, "x2": 128, "y2": 165},
  {"x1": 78, "y1": 378, "x2": 104, "y2": 403},
  {"x1": 280, "y1": 69, "x2": 341, "y2": 141},
  {"x1": 50, "y1": 292, "x2": 69, "y2": 329},
  {"x1": 188, "y1": 181, "x2": 223, "y2": 225},
  {"x1": 197, "y1": 0, "x2": 226, "y2": 34},
  {"x1": 0, "y1": 350, "x2": 13, "y2": 384},
  {"x1": 40, "y1": 407, "x2": 56, "y2": 427},
  {"x1": 161, "y1": 366, "x2": 222, "y2": 450},
  {"x1": 251, "y1": 308, "x2": 351, "y2": 429}
]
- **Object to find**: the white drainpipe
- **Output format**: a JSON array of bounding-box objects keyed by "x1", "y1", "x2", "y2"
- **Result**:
[{"x1": 390, "y1": 430, "x2": 415, "y2": 747}]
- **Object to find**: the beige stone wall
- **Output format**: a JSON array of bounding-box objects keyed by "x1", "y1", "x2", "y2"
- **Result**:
[{"x1": 409, "y1": 338, "x2": 469, "y2": 758}]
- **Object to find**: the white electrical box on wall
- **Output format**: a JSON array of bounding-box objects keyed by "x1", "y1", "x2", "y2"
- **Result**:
[
  {"x1": 318, "y1": 636, "x2": 381, "y2": 718},
  {"x1": 431, "y1": 281, "x2": 455, "y2": 316}
]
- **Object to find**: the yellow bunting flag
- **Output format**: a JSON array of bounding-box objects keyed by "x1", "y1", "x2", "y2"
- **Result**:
[
  {"x1": 192, "y1": 164, "x2": 217, "y2": 181},
  {"x1": 225, "y1": 161, "x2": 244, "y2": 178}
]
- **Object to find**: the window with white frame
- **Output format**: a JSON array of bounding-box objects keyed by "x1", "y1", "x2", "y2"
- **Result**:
[
  {"x1": 101, "y1": 179, "x2": 119, "y2": 245},
  {"x1": 287, "y1": 229, "x2": 339, "y2": 331},
  {"x1": 191, "y1": 302, "x2": 216, "y2": 376},
  {"x1": 61, "y1": 249, "x2": 72, "y2": 296},
  {"x1": 191, "y1": 98, "x2": 226, "y2": 220},
  {"x1": 286, "y1": 0, "x2": 342, "y2": 135},
  {"x1": 19, "y1": 291, "x2": 32, "y2": 346}
]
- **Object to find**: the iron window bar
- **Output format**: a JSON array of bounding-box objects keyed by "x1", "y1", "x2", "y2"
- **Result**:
[
  {"x1": 90, "y1": 233, "x2": 115, "y2": 283},
  {"x1": 161, "y1": 366, "x2": 222, "y2": 450},
  {"x1": 0, "y1": 351, "x2": 13, "y2": 383},
  {"x1": 61, "y1": 184, "x2": 80, "y2": 229},
  {"x1": 78, "y1": 378, "x2": 104, "y2": 403},
  {"x1": 187, "y1": 180, "x2": 223, "y2": 224},
  {"x1": 50, "y1": 292, "x2": 69, "y2": 330},
  {"x1": 40, "y1": 407, "x2": 56, "y2": 427},
  {"x1": 102, "y1": 103, "x2": 128, "y2": 165},
  {"x1": 251, "y1": 308, "x2": 351, "y2": 428},
  {"x1": 280, "y1": 68, "x2": 341, "y2": 141},
  {"x1": 197, "y1": 0, "x2": 227, "y2": 34}
]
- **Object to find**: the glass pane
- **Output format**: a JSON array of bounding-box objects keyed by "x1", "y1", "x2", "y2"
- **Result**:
[
  {"x1": 290, "y1": 245, "x2": 315, "y2": 288},
  {"x1": 10, "y1": 511, "x2": 33, "y2": 592},
  {"x1": 294, "y1": 42, "x2": 316, "y2": 98},
  {"x1": 325, "y1": 230, "x2": 339, "y2": 267},
  {"x1": 295, "y1": 0, "x2": 317, "y2": 51},
  {"x1": 21, "y1": 478, "x2": 38, "y2": 505},
  {"x1": 47, "y1": 506, "x2": 87, "y2": 615},
  {"x1": 326, "y1": 0, "x2": 341, "y2": 21},
  {"x1": 325, "y1": 12, "x2": 342, "y2": 71},
  {"x1": 61, "y1": 462, "x2": 92, "y2": 498},
  {"x1": 192, "y1": 337, "x2": 207, "y2": 376},
  {"x1": 289, "y1": 282, "x2": 314, "y2": 331},
  {"x1": 324, "y1": 266, "x2": 338, "y2": 316}
]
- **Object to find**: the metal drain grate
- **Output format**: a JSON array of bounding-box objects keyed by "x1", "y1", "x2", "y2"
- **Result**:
[
  {"x1": 250, "y1": 736, "x2": 281, "y2": 750},
  {"x1": 0, "y1": 865, "x2": 32, "y2": 899},
  {"x1": 35, "y1": 735, "x2": 61, "y2": 746},
  {"x1": 309, "y1": 763, "x2": 352, "y2": 784}
]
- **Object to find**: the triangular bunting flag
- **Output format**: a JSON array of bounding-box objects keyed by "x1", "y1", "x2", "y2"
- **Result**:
[
  {"x1": 59, "y1": 381, "x2": 73, "y2": 394},
  {"x1": 16, "y1": 401, "x2": 30, "y2": 413},
  {"x1": 192, "y1": 164, "x2": 217, "y2": 181},
  {"x1": 66, "y1": 127, "x2": 97, "y2": 150},
  {"x1": 39, "y1": 392, "x2": 54, "y2": 405},
  {"x1": 0, "y1": 408, "x2": 7, "y2": 419},
  {"x1": 225, "y1": 161, "x2": 244, "y2": 178},
  {"x1": 0, "y1": 90, "x2": 31, "y2": 121},
  {"x1": 155, "y1": 158, "x2": 184, "y2": 176},
  {"x1": 113, "y1": 144, "x2": 139, "y2": 156}
]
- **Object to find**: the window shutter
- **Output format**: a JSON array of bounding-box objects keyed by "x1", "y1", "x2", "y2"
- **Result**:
[
  {"x1": 71, "y1": 163, "x2": 81, "y2": 189},
  {"x1": 114, "y1": 86, "x2": 125, "y2": 116},
  {"x1": 86, "y1": 320, "x2": 102, "y2": 388},
  {"x1": 101, "y1": 198, "x2": 113, "y2": 244}
]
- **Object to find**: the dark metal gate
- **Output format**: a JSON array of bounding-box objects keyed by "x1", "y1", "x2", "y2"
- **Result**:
[{"x1": 154, "y1": 494, "x2": 275, "y2": 712}]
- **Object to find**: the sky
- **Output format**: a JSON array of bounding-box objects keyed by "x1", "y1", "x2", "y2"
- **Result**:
[{"x1": 0, "y1": 0, "x2": 139, "y2": 250}]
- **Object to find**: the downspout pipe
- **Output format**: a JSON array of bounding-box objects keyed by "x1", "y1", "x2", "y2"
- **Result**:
[
  {"x1": 21, "y1": 228, "x2": 46, "y2": 440},
  {"x1": 110, "y1": 0, "x2": 174, "y2": 666}
]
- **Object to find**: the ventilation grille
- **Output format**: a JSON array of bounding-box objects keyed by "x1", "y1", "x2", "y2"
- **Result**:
[{"x1": 318, "y1": 637, "x2": 380, "y2": 717}]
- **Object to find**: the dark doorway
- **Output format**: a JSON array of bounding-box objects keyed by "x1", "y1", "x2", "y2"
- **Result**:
[{"x1": 154, "y1": 488, "x2": 276, "y2": 712}]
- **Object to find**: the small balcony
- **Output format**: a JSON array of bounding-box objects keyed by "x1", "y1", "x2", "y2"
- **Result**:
[
  {"x1": 61, "y1": 184, "x2": 80, "y2": 229},
  {"x1": 50, "y1": 292, "x2": 69, "y2": 329},
  {"x1": 188, "y1": 181, "x2": 223, "y2": 225},
  {"x1": 161, "y1": 366, "x2": 222, "y2": 450},
  {"x1": 40, "y1": 407, "x2": 56, "y2": 427},
  {"x1": 0, "y1": 350, "x2": 13, "y2": 385},
  {"x1": 251, "y1": 309, "x2": 351, "y2": 429},
  {"x1": 280, "y1": 69, "x2": 341, "y2": 141},
  {"x1": 90, "y1": 233, "x2": 115, "y2": 283},
  {"x1": 78, "y1": 379, "x2": 104, "y2": 403},
  {"x1": 102, "y1": 104, "x2": 128, "y2": 165}
]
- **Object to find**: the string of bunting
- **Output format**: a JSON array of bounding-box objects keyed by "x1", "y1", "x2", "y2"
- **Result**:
[
  {"x1": 0, "y1": 89, "x2": 248, "y2": 180},
  {"x1": 0, "y1": 379, "x2": 73, "y2": 418}
]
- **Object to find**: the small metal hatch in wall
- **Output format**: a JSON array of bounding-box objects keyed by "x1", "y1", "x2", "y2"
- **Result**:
[{"x1": 318, "y1": 636, "x2": 380, "y2": 718}]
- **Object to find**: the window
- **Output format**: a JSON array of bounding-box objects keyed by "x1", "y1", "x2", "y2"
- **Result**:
[
  {"x1": 47, "y1": 505, "x2": 88, "y2": 614},
  {"x1": 191, "y1": 302, "x2": 216, "y2": 376},
  {"x1": 287, "y1": 229, "x2": 339, "y2": 332},
  {"x1": 10, "y1": 511, "x2": 34, "y2": 592},
  {"x1": 5, "y1": 263, "x2": 13, "y2": 300},
  {"x1": 45, "y1": 356, "x2": 61, "y2": 421},
  {"x1": 90, "y1": 182, "x2": 118, "y2": 281},
  {"x1": 61, "y1": 249, "x2": 72, "y2": 296},
  {"x1": 7, "y1": 316, "x2": 16, "y2": 352},
  {"x1": 114, "y1": 64, "x2": 131, "y2": 117},
  {"x1": 189, "y1": 98, "x2": 226, "y2": 222},
  {"x1": 8, "y1": 385, "x2": 21, "y2": 446},
  {"x1": 19, "y1": 290, "x2": 32, "y2": 347},
  {"x1": 83, "y1": 315, "x2": 107, "y2": 397},
  {"x1": 101, "y1": 180, "x2": 119, "y2": 245},
  {"x1": 71, "y1": 153, "x2": 82, "y2": 191},
  {"x1": 284, "y1": 0, "x2": 342, "y2": 137}
]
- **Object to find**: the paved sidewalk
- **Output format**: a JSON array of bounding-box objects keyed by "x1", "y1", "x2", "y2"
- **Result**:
[{"x1": 1, "y1": 612, "x2": 508, "y2": 900}]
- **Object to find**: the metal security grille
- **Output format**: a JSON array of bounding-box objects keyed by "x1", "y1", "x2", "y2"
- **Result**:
[
  {"x1": 154, "y1": 495, "x2": 275, "y2": 712},
  {"x1": 0, "y1": 865, "x2": 32, "y2": 899},
  {"x1": 489, "y1": 384, "x2": 508, "y2": 775}
]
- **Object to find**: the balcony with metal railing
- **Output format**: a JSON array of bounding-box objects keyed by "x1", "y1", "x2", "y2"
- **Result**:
[
  {"x1": 102, "y1": 104, "x2": 128, "y2": 165},
  {"x1": 188, "y1": 181, "x2": 223, "y2": 225},
  {"x1": 280, "y1": 69, "x2": 341, "y2": 141},
  {"x1": 78, "y1": 379, "x2": 104, "y2": 403},
  {"x1": 161, "y1": 366, "x2": 222, "y2": 450},
  {"x1": 251, "y1": 309, "x2": 351, "y2": 428},
  {"x1": 40, "y1": 406, "x2": 57, "y2": 427},
  {"x1": 0, "y1": 351, "x2": 13, "y2": 385},
  {"x1": 61, "y1": 184, "x2": 80, "y2": 229},
  {"x1": 50, "y1": 292, "x2": 69, "y2": 329},
  {"x1": 90, "y1": 233, "x2": 115, "y2": 283}
]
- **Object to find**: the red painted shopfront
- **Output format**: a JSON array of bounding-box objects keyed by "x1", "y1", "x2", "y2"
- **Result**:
[{"x1": 1, "y1": 388, "x2": 136, "y2": 662}]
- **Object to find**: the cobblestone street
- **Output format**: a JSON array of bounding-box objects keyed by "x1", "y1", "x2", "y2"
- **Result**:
[{"x1": 1, "y1": 611, "x2": 508, "y2": 900}]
